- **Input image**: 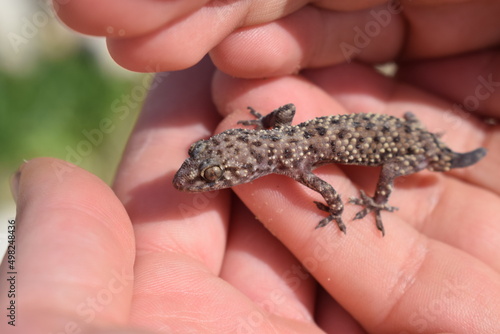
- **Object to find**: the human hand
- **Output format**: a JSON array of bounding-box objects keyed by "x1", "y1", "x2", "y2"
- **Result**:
[
  {"x1": 3, "y1": 56, "x2": 498, "y2": 333},
  {"x1": 55, "y1": 0, "x2": 500, "y2": 76}
]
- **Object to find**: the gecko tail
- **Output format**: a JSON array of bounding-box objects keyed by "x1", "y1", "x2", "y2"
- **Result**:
[{"x1": 450, "y1": 148, "x2": 487, "y2": 168}]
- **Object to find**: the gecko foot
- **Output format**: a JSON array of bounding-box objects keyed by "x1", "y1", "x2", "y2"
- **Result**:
[
  {"x1": 313, "y1": 201, "x2": 346, "y2": 234},
  {"x1": 348, "y1": 190, "x2": 398, "y2": 236},
  {"x1": 237, "y1": 107, "x2": 265, "y2": 130}
]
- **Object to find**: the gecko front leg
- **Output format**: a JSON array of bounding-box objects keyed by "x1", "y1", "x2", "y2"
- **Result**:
[
  {"x1": 296, "y1": 171, "x2": 346, "y2": 234},
  {"x1": 238, "y1": 104, "x2": 296, "y2": 130}
]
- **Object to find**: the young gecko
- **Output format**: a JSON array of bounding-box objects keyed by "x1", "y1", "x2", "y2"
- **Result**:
[{"x1": 173, "y1": 104, "x2": 486, "y2": 235}]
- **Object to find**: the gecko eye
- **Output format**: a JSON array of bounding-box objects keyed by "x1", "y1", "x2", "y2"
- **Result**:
[{"x1": 201, "y1": 165, "x2": 223, "y2": 182}]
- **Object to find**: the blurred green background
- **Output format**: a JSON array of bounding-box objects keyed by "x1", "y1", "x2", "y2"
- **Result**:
[{"x1": 0, "y1": 1, "x2": 144, "y2": 252}]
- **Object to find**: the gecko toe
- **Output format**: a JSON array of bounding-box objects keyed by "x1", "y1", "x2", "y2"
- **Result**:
[
  {"x1": 353, "y1": 208, "x2": 370, "y2": 220},
  {"x1": 315, "y1": 217, "x2": 331, "y2": 229},
  {"x1": 375, "y1": 212, "x2": 386, "y2": 236},
  {"x1": 315, "y1": 216, "x2": 346, "y2": 234},
  {"x1": 348, "y1": 197, "x2": 363, "y2": 205},
  {"x1": 314, "y1": 201, "x2": 346, "y2": 234}
]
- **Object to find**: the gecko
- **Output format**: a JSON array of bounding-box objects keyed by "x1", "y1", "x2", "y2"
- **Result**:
[{"x1": 173, "y1": 104, "x2": 487, "y2": 235}]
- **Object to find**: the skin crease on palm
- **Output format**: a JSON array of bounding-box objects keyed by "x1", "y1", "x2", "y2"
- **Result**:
[{"x1": 0, "y1": 0, "x2": 498, "y2": 333}]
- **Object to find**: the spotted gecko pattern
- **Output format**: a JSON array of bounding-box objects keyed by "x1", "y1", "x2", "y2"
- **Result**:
[{"x1": 173, "y1": 104, "x2": 486, "y2": 235}]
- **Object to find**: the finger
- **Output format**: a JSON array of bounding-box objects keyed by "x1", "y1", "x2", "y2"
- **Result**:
[
  {"x1": 220, "y1": 199, "x2": 317, "y2": 322},
  {"x1": 54, "y1": 0, "x2": 210, "y2": 37},
  {"x1": 315, "y1": 289, "x2": 366, "y2": 333},
  {"x1": 109, "y1": 0, "x2": 500, "y2": 74},
  {"x1": 112, "y1": 57, "x2": 234, "y2": 331},
  {"x1": 113, "y1": 57, "x2": 229, "y2": 274},
  {"x1": 106, "y1": 4, "x2": 248, "y2": 71},
  {"x1": 56, "y1": 0, "x2": 403, "y2": 73},
  {"x1": 213, "y1": 1, "x2": 500, "y2": 77},
  {"x1": 102, "y1": 0, "x2": 311, "y2": 71},
  {"x1": 402, "y1": 1, "x2": 500, "y2": 58},
  {"x1": 211, "y1": 4, "x2": 404, "y2": 77},
  {"x1": 111, "y1": 58, "x2": 253, "y2": 329},
  {"x1": 398, "y1": 51, "x2": 500, "y2": 118},
  {"x1": 56, "y1": 0, "x2": 500, "y2": 74},
  {"x1": 0, "y1": 158, "x2": 135, "y2": 333}
]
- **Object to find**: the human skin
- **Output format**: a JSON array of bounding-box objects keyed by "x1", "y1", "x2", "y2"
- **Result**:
[
  {"x1": 2, "y1": 0, "x2": 500, "y2": 333},
  {"x1": 54, "y1": 0, "x2": 500, "y2": 79}
]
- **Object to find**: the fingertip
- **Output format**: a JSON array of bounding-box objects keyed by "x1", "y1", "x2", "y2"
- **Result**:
[{"x1": 211, "y1": 23, "x2": 303, "y2": 78}]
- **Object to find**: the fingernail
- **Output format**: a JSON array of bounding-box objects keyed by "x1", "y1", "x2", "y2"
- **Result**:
[{"x1": 10, "y1": 160, "x2": 28, "y2": 203}]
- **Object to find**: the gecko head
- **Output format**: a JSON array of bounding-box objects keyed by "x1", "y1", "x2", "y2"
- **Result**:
[{"x1": 173, "y1": 130, "x2": 268, "y2": 192}]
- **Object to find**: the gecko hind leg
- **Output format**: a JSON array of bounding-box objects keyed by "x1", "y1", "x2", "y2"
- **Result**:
[
  {"x1": 347, "y1": 157, "x2": 418, "y2": 236},
  {"x1": 349, "y1": 190, "x2": 398, "y2": 236}
]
